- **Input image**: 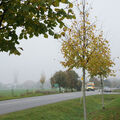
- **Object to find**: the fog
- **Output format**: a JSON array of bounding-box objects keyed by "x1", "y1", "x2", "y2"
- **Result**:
[{"x1": 0, "y1": 0, "x2": 120, "y2": 85}]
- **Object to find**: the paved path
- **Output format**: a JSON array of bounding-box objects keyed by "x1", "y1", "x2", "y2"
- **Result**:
[{"x1": 0, "y1": 91, "x2": 99, "y2": 115}]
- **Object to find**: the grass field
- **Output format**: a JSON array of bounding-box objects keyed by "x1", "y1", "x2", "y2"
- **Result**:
[
  {"x1": 112, "y1": 89, "x2": 120, "y2": 92},
  {"x1": 0, "y1": 89, "x2": 59, "y2": 101},
  {"x1": 0, "y1": 94, "x2": 120, "y2": 120}
]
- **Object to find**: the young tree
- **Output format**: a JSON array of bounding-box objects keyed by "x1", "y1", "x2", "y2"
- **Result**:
[
  {"x1": 50, "y1": 76, "x2": 56, "y2": 88},
  {"x1": 61, "y1": 0, "x2": 107, "y2": 119},
  {"x1": 0, "y1": 0, "x2": 75, "y2": 55},
  {"x1": 87, "y1": 39, "x2": 115, "y2": 109},
  {"x1": 40, "y1": 73, "x2": 46, "y2": 89}
]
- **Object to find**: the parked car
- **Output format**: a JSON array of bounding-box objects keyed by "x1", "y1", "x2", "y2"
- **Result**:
[{"x1": 104, "y1": 87, "x2": 112, "y2": 92}]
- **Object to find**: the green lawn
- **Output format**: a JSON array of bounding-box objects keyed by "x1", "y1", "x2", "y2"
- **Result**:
[
  {"x1": 0, "y1": 89, "x2": 59, "y2": 101},
  {"x1": 0, "y1": 94, "x2": 120, "y2": 120}
]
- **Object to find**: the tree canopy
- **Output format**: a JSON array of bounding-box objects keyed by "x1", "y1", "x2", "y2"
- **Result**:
[
  {"x1": 0, "y1": 0, "x2": 75, "y2": 55},
  {"x1": 87, "y1": 35, "x2": 115, "y2": 78},
  {"x1": 50, "y1": 70, "x2": 66, "y2": 92},
  {"x1": 50, "y1": 70, "x2": 81, "y2": 92},
  {"x1": 65, "y1": 70, "x2": 79, "y2": 91},
  {"x1": 61, "y1": 8, "x2": 102, "y2": 70}
]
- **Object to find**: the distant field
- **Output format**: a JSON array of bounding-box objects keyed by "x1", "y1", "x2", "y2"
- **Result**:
[
  {"x1": 112, "y1": 89, "x2": 120, "y2": 92},
  {"x1": 0, "y1": 89, "x2": 59, "y2": 101},
  {"x1": 0, "y1": 89, "x2": 30, "y2": 96},
  {"x1": 0, "y1": 88, "x2": 77, "y2": 101},
  {"x1": 0, "y1": 94, "x2": 120, "y2": 120}
]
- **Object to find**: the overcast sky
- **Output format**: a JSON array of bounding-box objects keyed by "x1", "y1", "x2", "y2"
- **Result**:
[{"x1": 0, "y1": 0, "x2": 120, "y2": 84}]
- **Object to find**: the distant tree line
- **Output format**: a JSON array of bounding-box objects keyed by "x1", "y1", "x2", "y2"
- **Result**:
[{"x1": 50, "y1": 70, "x2": 82, "y2": 92}]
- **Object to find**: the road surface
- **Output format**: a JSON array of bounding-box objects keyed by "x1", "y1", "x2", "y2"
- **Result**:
[{"x1": 0, "y1": 91, "x2": 99, "y2": 115}]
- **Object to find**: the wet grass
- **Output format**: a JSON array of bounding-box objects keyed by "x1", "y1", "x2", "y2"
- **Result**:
[{"x1": 0, "y1": 94, "x2": 120, "y2": 120}]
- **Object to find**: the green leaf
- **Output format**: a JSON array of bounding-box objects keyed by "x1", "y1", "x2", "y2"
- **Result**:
[
  {"x1": 55, "y1": 8, "x2": 60, "y2": 12},
  {"x1": 44, "y1": 34, "x2": 48, "y2": 38},
  {"x1": 53, "y1": 0, "x2": 59, "y2": 7},
  {"x1": 73, "y1": 15, "x2": 76, "y2": 19},
  {"x1": 61, "y1": 0, "x2": 67, "y2": 3},
  {"x1": 0, "y1": 0, "x2": 74, "y2": 55},
  {"x1": 49, "y1": 29, "x2": 54, "y2": 36},
  {"x1": 19, "y1": 34, "x2": 23, "y2": 40},
  {"x1": 54, "y1": 34, "x2": 59, "y2": 39},
  {"x1": 14, "y1": 50, "x2": 21, "y2": 55},
  {"x1": 69, "y1": 3, "x2": 73, "y2": 8},
  {"x1": 24, "y1": 35, "x2": 28, "y2": 39},
  {"x1": 68, "y1": 9, "x2": 73, "y2": 14},
  {"x1": 61, "y1": 32, "x2": 65, "y2": 36}
]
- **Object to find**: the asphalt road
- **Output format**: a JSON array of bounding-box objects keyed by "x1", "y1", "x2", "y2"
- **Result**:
[{"x1": 0, "y1": 91, "x2": 99, "y2": 115}]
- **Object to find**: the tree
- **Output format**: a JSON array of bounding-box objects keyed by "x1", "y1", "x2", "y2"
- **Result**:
[
  {"x1": 76, "y1": 80, "x2": 82, "y2": 91},
  {"x1": 50, "y1": 70, "x2": 80, "y2": 92},
  {"x1": 61, "y1": 0, "x2": 107, "y2": 119},
  {"x1": 65, "y1": 70, "x2": 79, "y2": 92},
  {"x1": 87, "y1": 39, "x2": 115, "y2": 109},
  {"x1": 50, "y1": 76, "x2": 56, "y2": 88},
  {"x1": 50, "y1": 71, "x2": 66, "y2": 92},
  {"x1": 40, "y1": 73, "x2": 46, "y2": 89},
  {"x1": 0, "y1": 0, "x2": 75, "y2": 55}
]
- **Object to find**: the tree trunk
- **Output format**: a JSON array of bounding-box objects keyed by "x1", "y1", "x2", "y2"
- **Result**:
[
  {"x1": 59, "y1": 86, "x2": 61, "y2": 93},
  {"x1": 80, "y1": 81, "x2": 83, "y2": 105},
  {"x1": 65, "y1": 88, "x2": 67, "y2": 92},
  {"x1": 100, "y1": 76, "x2": 105, "y2": 109},
  {"x1": 71, "y1": 88, "x2": 73, "y2": 92},
  {"x1": 82, "y1": 67, "x2": 87, "y2": 120}
]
